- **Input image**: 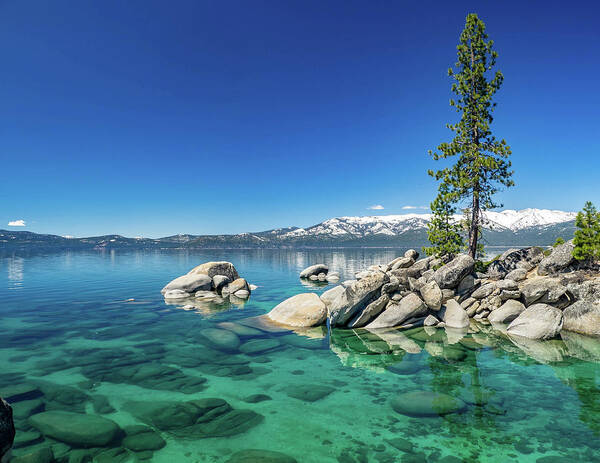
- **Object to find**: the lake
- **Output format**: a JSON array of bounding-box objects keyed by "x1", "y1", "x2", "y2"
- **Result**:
[{"x1": 1, "y1": 249, "x2": 599, "y2": 463}]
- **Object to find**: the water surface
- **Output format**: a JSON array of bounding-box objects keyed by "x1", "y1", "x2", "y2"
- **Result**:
[{"x1": 1, "y1": 249, "x2": 600, "y2": 462}]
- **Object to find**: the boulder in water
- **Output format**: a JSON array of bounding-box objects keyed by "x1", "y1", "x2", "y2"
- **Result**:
[
  {"x1": 29, "y1": 411, "x2": 121, "y2": 447},
  {"x1": 267, "y1": 293, "x2": 327, "y2": 327},
  {"x1": 391, "y1": 390, "x2": 466, "y2": 417}
]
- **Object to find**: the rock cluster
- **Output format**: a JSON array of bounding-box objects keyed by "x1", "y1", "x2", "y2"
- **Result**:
[
  {"x1": 162, "y1": 261, "x2": 254, "y2": 302},
  {"x1": 299, "y1": 264, "x2": 340, "y2": 283},
  {"x1": 268, "y1": 242, "x2": 600, "y2": 341}
]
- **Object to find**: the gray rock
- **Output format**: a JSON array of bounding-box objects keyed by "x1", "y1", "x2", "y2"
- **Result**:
[
  {"x1": 434, "y1": 254, "x2": 475, "y2": 289},
  {"x1": 163, "y1": 289, "x2": 192, "y2": 299},
  {"x1": 366, "y1": 293, "x2": 427, "y2": 329},
  {"x1": 348, "y1": 295, "x2": 390, "y2": 328},
  {"x1": 423, "y1": 315, "x2": 439, "y2": 326},
  {"x1": 405, "y1": 249, "x2": 420, "y2": 260},
  {"x1": 441, "y1": 299, "x2": 470, "y2": 328},
  {"x1": 201, "y1": 328, "x2": 241, "y2": 351},
  {"x1": 441, "y1": 289, "x2": 456, "y2": 303},
  {"x1": 234, "y1": 290, "x2": 250, "y2": 299},
  {"x1": 562, "y1": 301, "x2": 600, "y2": 337},
  {"x1": 521, "y1": 278, "x2": 571, "y2": 307},
  {"x1": 496, "y1": 279, "x2": 518, "y2": 291},
  {"x1": 391, "y1": 257, "x2": 414, "y2": 271},
  {"x1": 29, "y1": 411, "x2": 121, "y2": 447},
  {"x1": 299, "y1": 264, "x2": 328, "y2": 279},
  {"x1": 457, "y1": 274, "x2": 477, "y2": 295},
  {"x1": 325, "y1": 272, "x2": 340, "y2": 283},
  {"x1": 566, "y1": 278, "x2": 600, "y2": 303},
  {"x1": 488, "y1": 299, "x2": 526, "y2": 323},
  {"x1": 341, "y1": 279, "x2": 357, "y2": 288},
  {"x1": 161, "y1": 273, "x2": 213, "y2": 294},
  {"x1": 500, "y1": 289, "x2": 521, "y2": 301},
  {"x1": 419, "y1": 280, "x2": 442, "y2": 311},
  {"x1": 391, "y1": 390, "x2": 466, "y2": 417},
  {"x1": 0, "y1": 397, "x2": 15, "y2": 459},
  {"x1": 268, "y1": 293, "x2": 327, "y2": 327},
  {"x1": 408, "y1": 276, "x2": 423, "y2": 292},
  {"x1": 471, "y1": 283, "x2": 496, "y2": 299},
  {"x1": 505, "y1": 268, "x2": 527, "y2": 282},
  {"x1": 319, "y1": 285, "x2": 345, "y2": 308},
  {"x1": 355, "y1": 270, "x2": 371, "y2": 280},
  {"x1": 538, "y1": 241, "x2": 576, "y2": 275},
  {"x1": 506, "y1": 303, "x2": 563, "y2": 340},
  {"x1": 329, "y1": 272, "x2": 389, "y2": 326},
  {"x1": 223, "y1": 278, "x2": 250, "y2": 295},
  {"x1": 212, "y1": 275, "x2": 231, "y2": 292},
  {"x1": 188, "y1": 261, "x2": 240, "y2": 280}
]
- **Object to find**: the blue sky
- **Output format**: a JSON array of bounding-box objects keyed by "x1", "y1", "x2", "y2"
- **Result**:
[{"x1": 1, "y1": 1, "x2": 599, "y2": 238}]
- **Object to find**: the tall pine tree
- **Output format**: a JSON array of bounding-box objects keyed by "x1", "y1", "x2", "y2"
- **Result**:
[
  {"x1": 428, "y1": 13, "x2": 513, "y2": 259},
  {"x1": 573, "y1": 201, "x2": 600, "y2": 261}
]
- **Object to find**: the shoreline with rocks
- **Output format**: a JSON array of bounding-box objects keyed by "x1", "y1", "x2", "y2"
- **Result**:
[{"x1": 268, "y1": 242, "x2": 600, "y2": 341}]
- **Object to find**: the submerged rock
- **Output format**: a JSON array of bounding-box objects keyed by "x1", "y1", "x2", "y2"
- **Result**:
[
  {"x1": 507, "y1": 303, "x2": 563, "y2": 340},
  {"x1": 284, "y1": 384, "x2": 335, "y2": 402},
  {"x1": 122, "y1": 425, "x2": 166, "y2": 452},
  {"x1": 0, "y1": 397, "x2": 15, "y2": 459},
  {"x1": 29, "y1": 411, "x2": 121, "y2": 447},
  {"x1": 227, "y1": 449, "x2": 298, "y2": 463},
  {"x1": 201, "y1": 328, "x2": 241, "y2": 351},
  {"x1": 391, "y1": 390, "x2": 466, "y2": 417},
  {"x1": 123, "y1": 398, "x2": 263, "y2": 438},
  {"x1": 267, "y1": 293, "x2": 327, "y2": 327}
]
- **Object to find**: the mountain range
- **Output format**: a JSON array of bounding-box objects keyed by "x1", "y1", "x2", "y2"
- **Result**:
[{"x1": 0, "y1": 209, "x2": 577, "y2": 251}]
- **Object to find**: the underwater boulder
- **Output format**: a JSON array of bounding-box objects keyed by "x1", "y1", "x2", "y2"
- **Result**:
[{"x1": 391, "y1": 390, "x2": 466, "y2": 417}]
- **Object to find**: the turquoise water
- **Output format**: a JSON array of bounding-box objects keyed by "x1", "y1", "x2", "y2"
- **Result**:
[{"x1": 2, "y1": 249, "x2": 600, "y2": 463}]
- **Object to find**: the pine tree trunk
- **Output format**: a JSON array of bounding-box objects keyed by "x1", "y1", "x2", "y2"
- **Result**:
[{"x1": 469, "y1": 192, "x2": 479, "y2": 259}]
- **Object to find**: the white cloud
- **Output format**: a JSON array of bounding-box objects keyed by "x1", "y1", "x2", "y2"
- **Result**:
[
  {"x1": 8, "y1": 220, "x2": 26, "y2": 227},
  {"x1": 367, "y1": 205, "x2": 385, "y2": 210},
  {"x1": 401, "y1": 205, "x2": 428, "y2": 210}
]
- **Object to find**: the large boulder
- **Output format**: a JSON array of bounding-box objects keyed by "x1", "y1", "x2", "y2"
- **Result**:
[
  {"x1": 348, "y1": 295, "x2": 389, "y2": 328},
  {"x1": 329, "y1": 272, "x2": 389, "y2": 326},
  {"x1": 487, "y1": 247, "x2": 544, "y2": 279},
  {"x1": 29, "y1": 411, "x2": 121, "y2": 447},
  {"x1": 566, "y1": 277, "x2": 600, "y2": 303},
  {"x1": 319, "y1": 286, "x2": 345, "y2": 308},
  {"x1": 506, "y1": 303, "x2": 563, "y2": 340},
  {"x1": 538, "y1": 241, "x2": 576, "y2": 276},
  {"x1": 434, "y1": 255, "x2": 474, "y2": 289},
  {"x1": 441, "y1": 299, "x2": 469, "y2": 328},
  {"x1": 562, "y1": 301, "x2": 600, "y2": 337},
  {"x1": 488, "y1": 299, "x2": 526, "y2": 324},
  {"x1": 419, "y1": 280, "x2": 442, "y2": 311},
  {"x1": 299, "y1": 264, "x2": 328, "y2": 279},
  {"x1": 0, "y1": 397, "x2": 15, "y2": 459},
  {"x1": 161, "y1": 273, "x2": 212, "y2": 294},
  {"x1": 366, "y1": 293, "x2": 427, "y2": 329},
  {"x1": 267, "y1": 293, "x2": 327, "y2": 327},
  {"x1": 391, "y1": 390, "x2": 466, "y2": 417},
  {"x1": 222, "y1": 278, "x2": 250, "y2": 296},
  {"x1": 188, "y1": 262, "x2": 240, "y2": 281},
  {"x1": 520, "y1": 278, "x2": 571, "y2": 307}
]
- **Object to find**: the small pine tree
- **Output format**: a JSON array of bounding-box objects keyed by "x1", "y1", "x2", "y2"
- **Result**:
[
  {"x1": 553, "y1": 237, "x2": 565, "y2": 247},
  {"x1": 573, "y1": 201, "x2": 600, "y2": 261},
  {"x1": 423, "y1": 182, "x2": 464, "y2": 258}
]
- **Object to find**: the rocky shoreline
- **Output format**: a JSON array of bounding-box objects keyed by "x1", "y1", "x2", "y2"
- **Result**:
[{"x1": 268, "y1": 241, "x2": 600, "y2": 340}]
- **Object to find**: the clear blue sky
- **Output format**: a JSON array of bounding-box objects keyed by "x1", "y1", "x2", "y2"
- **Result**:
[{"x1": 1, "y1": 1, "x2": 599, "y2": 238}]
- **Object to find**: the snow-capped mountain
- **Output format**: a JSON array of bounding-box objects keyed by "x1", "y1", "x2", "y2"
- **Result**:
[
  {"x1": 0, "y1": 209, "x2": 578, "y2": 250},
  {"x1": 279, "y1": 209, "x2": 576, "y2": 239}
]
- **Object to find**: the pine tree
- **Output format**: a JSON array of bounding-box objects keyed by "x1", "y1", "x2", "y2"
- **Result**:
[
  {"x1": 423, "y1": 182, "x2": 464, "y2": 258},
  {"x1": 428, "y1": 13, "x2": 514, "y2": 259},
  {"x1": 573, "y1": 201, "x2": 600, "y2": 261}
]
